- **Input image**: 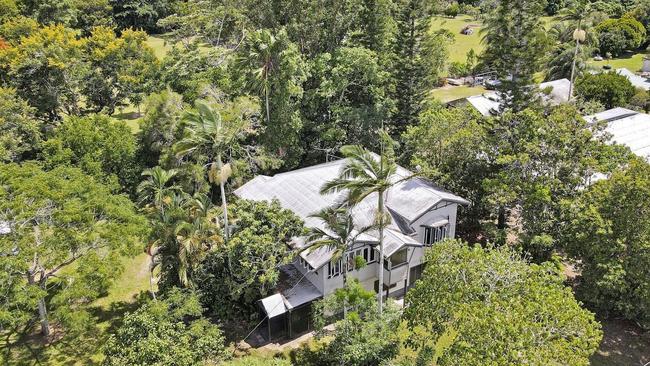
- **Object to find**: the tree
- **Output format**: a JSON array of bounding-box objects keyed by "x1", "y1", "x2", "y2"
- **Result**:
[
  {"x1": 304, "y1": 207, "x2": 372, "y2": 294},
  {"x1": 321, "y1": 133, "x2": 410, "y2": 314},
  {"x1": 0, "y1": 0, "x2": 18, "y2": 23},
  {"x1": 137, "y1": 89, "x2": 185, "y2": 168},
  {"x1": 109, "y1": 0, "x2": 174, "y2": 32},
  {"x1": 82, "y1": 27, "x2": 158, "y2": 114},
  {"x1": 234, "y1": 28, "x2": 307, "y2": 166},
  {"x1": 402, "y1": 106, "x2": 490, "y2": 239},
  {"x1": 576, "y1": 72, "x2": 636, "y2": 109},
  {"x1": 404, "y1": 240, "x2": 603, "y2": 365},
  {"x1": 103, "y1": 287, "x2": 229, "y2": 365},
  {"x1": 480, "y1": 0, "x2": 551, "y2": 111},
  {"x1": 562, "y1": 159, "x2": 650, "y2": 329},
  {"x1": 485, "y1": 104, "x2": 617, "y2": 260},
  {"x1": 595, "y1": 16, "x2": 646, "y2": 56},
  {"x1": 0, "y1": 87, "x2": 42, "y2": 163},
  {"x1": 174, "y1": 98, "x2": 257, "y2": 242},
  {"x1": 42, "y1": 114, "x2": 140, "y2": 193},
  {"x1": 302, "y1": 46, "x2": 395, "y2": 160},
  {"x1": 0, "y1": 162, "x2": 146, "y2": 337},
  {"x1": 195, "y1": 199, "x2": 304, "y2": 318},
  {"x1": 0, "y1": 24, "x2": 85, "y2": 120},
  {"x1": 392, "y1": 0, "x2": 450, "y2": 130}
]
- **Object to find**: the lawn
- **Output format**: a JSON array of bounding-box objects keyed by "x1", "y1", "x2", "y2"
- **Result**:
[
  {"x1": 145, "y1": 35, "x2": 173, "y2": 60},
  {"x1": 430, "y1": 84, "x2": 486, "y2": 103},
  {"x1": 431, "y1": 15, "x2": 484, "y2": 65},
  {"x1": 588, "y1": 50, "x2": 649, "y2": 72}
]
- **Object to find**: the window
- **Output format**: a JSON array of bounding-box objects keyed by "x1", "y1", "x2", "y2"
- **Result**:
[
  {"x1": 424, "y1": 225, "x2": 448, "y2": 245},
  {"x1": 328, "y1": 259, "x2": 342, "y2": 278},
  {"x1": 298, "y1": 257, "x2": 311, "y2": 270},
  {"x1": 369, "y1": 247, "x2": 376, "y2": 262},
  {"x1": 391, "y1": 248, "x2": 408, "y2": 267}
]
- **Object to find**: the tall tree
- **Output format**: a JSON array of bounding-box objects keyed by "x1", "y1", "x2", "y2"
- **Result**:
[
  {"x1": 480, "y1": 0, "x2": 551, "y2": 111},
  {"x1": 321, "y1": 132, "x2": 410, "y2": 314},
  {"x1": 234, "y1": 28, "x2": 307, "y2": 166},
  {"x1": 174, "y1": 98, "x2": 255, "y2": 242},
  {"x1": 392, "y1": 0, "x2": 447, "y2": 130},
  {"x1": 562, "y1": 159, "x2": 650, "y2": 329},
  {"x1": 0, "y1": 162, "x2": 146, "y2": 336}
]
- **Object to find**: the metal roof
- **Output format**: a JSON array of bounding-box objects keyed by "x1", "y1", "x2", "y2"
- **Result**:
[
  {"x1": 465, "y1": 79, "x2": 571, "y2": 116},
  {"x1": 585, "y1": 108, "x2": 650, "y2": 161},
  {"x1": 235, "y1": 155, "x2": 468, "y2": 268},
  {"x1": 617, "y1": 68, "x2": 650, "y2": 91}
]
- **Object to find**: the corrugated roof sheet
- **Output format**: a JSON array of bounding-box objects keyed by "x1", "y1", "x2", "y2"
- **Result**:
[
  {"x1": 235, "y1": 156, "x2": 468, "y2": 268},
  {"x1": 617, "y1": 68, "x2": 650, "y2": 91},
  {"x1": 466, "y1": 79, "x2": 571, "y2": 116},
  {"x1": 586, "y1": 108, "x2": 650, "y2": 161}
]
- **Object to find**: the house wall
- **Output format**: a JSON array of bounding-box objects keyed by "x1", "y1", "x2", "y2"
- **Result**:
[{"x1": 314, "y1": 201, "x2": 461, "y2": 298}]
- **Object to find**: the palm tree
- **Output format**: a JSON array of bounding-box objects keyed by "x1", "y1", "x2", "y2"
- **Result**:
[
  {"x1": 235, "y1": 29, "x2": 276, "y2": 129},
  {"x1": 560, "y1": 0, "x2": 591, "y2": 101},
  {"x1": 305, "y1": 206, "x2": 374, "y2": 315},
  {"x1": 320, "y1": 131, "x2": 411, "y2": 314},
  {"x1": 175, "y1": 99, "x2": 249, "y2": 242},
  {"x1": 137, "y1": 166, "x2": 180, "y2": 212}
]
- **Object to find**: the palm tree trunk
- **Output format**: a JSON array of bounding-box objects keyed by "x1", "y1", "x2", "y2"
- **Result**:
[
  {"x1": 568, "y1": 19, "x2": 582, "y2": 102},
  {"x1": 377, "y1": 190, "x2": 385, "y2": 315},
  {"x1": 217, "y1": 154, "x2": 229, "y2": 242}
]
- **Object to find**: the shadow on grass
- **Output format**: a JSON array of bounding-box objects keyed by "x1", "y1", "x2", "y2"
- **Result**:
[{"x1": 2, "y1": 292, "x2": 150, "y2": 366}]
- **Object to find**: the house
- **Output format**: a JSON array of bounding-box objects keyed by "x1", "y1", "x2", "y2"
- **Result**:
[
  {"x1": 616, "y1": 68, "x2": 650, "y2": 91},
  {"x1": 452, "y1": 78, "x2": 571, "y2": 116},
  {"x1": 234, "y1": 156, "x2": 469, "y2": 340},
  {"x1": 585, "y1": 107, "x2": 650, "y2": 161}
]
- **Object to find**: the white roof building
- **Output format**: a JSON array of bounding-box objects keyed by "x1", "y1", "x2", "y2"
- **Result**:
[
  {"x1": 585, "y1": 107, "x2": 650, "y2": 161},
  {"x1": 236, "y1": 156, "x2": 469, "y2": 340},
  {"x1": 462, "y1": 78, "x2": 572, "y2": 116},
  {"x1": 616, "y1": 68, "x2": 650, "y2": 91}
]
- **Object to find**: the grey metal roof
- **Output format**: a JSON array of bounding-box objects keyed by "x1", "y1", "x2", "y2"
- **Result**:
[
  {"x1": 466, "y1": 78, "x2": 571, "y2": 116},
  {"x1": 617, "y1": 68, "x2": 650, "y2": 91},
  {"x1": 258, "y1": 264, "x2": 323, "y2": 317},
  {"x1": 585, "y1": 108, "x2": 650, "y2": 161},
  {"x1": 235, "y1": 156, "x2": 468, "y2": 268}
]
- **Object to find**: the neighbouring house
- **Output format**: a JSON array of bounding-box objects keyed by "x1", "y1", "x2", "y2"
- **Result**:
[
  {"x1": 449, "y1": 78, "x2": 571, "y2": 116},
  {"x1": 616, "y1": 68, "x2": 650, "y2": 90},
  {"x1": 585, "y1": 107, "x2": 650, "y2": 161},
  {"x1": 234, "y1": 156, "x2": 469, "y2": 340}
]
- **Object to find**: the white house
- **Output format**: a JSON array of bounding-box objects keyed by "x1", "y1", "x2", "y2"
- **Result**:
[
  {"x1": 234, "y1": 156, "x2": 469, "y2": 340},
  {"x1": 453, "y1": 78, "x2": 572, "y2": 116},
  {"x1": 585, "y1": 107, "x2": 650, "y2": 161}
]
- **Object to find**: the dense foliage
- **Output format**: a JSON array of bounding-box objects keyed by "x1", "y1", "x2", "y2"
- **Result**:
[
  {"x1": 404, "y1": 240, "x2": 603, "y2": 366},
  {"x1": 195, "y1": 199, "x2": 304, "y2": 318},
  {"x1": 562, "y1": 159, "x2": 650, "y2": 329},
  {"x1": 0, "y1": 162, "x2": 146, "y2": 337},
  {"x1": 103, "y1": 287, "x2": 229, "y2": 365},
  {"x1": 595, "y1": 16, "x2": 646, "y2": 56},
  {"x1": 576, "y1": 72, "x2": 637, "y2": 108}
]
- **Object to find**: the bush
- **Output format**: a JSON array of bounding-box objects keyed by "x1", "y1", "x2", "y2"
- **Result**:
[
  {"x1": 103, "y1": 288, "x2": 229, "y2": 366},
  {"x1": 596, "y1": 16, "x2": 646, "y2": 56},
  {"x1": 576, "y1": 72, "x2": 636, "y2": 108},
  {"x1": 444, "y1": 3, "x2": 460, "y2": 17},
  {"x1": 447, "y1": 61, "x2": 471, "y2": 77}
]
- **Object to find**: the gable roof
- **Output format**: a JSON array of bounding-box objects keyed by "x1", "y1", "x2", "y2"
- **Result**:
[{"x1": 234, "y1": 156, "x2": 468, "y2": 268}]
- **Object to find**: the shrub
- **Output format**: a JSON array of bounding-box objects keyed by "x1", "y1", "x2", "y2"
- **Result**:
[
  {"x1": 596, "y1": 16, "x2": 646, "y2": 56},
  {"x1": 576, "y1": 72, "x2": 636, "y2": 108}
]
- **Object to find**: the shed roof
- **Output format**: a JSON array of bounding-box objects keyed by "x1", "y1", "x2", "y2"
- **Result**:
[
  {"x1": 585, "y1": 108, "x2": 650, "y2": 161},
  {"x1": 617, "y1": 68, "x2": 650, "y2": 91}
]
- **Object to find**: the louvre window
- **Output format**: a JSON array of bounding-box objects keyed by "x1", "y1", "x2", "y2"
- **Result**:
[{"x1": 424, "y1": 225, "x2": 448, "y2": 245}]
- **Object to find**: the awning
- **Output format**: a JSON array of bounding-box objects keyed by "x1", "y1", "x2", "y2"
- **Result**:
[
  {"x1": 259, "y1": 293, "x2": 287, "y2": 318},
  {"x1": 429, "y1": 219, "x2": 449, "y2": 228}
]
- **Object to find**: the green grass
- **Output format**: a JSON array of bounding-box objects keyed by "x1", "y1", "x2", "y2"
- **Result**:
[
  {"x1": 430, "y1": 85, "x2": 486, "y2": 103},
  {"x1": 431, "y1": 15, "x2": 484, "y2": 65},
  {"x1": 145, "y1": 35, "x2": 173, "y2": 60},
  {"x1": 4, "y1": 253, "x2": 151, "y2": 365},
  {"x1": 587, "y1": 51, "x2": 649, "y2": 72}
]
